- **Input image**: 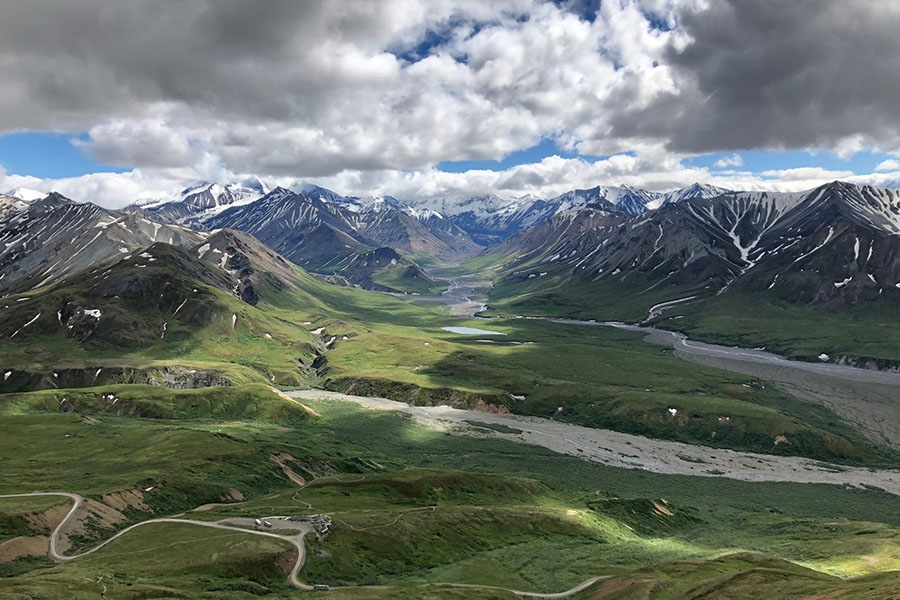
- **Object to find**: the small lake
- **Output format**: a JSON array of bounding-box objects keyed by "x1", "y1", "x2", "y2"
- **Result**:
[{"x1": 441, "y1": 326, "x2": 506, "y2": 335}]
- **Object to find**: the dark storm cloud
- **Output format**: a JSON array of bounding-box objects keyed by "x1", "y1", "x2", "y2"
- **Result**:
[
  {"x1": 607, "y1": 0, "x2": 900, "y2": 154},
  {"x1": 0, "y1": 0, "x2": 376, "y2": 130}
]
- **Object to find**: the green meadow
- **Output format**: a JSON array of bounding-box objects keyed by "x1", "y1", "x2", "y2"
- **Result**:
[{"x1": 0, "y1": 389, "x2": 899, "y2": 597}]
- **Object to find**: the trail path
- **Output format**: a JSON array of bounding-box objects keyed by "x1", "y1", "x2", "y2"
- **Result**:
[
  {"x1": 0, "y1": 493, "x2": 313, "y2": 590},
  {"x1": 420, "y1": 575, "x2": 609, "y2": 598},
  {"x1": 0, "y1": 491, "x2": 612, "y2": 597},
  {"x1": 289, "y1": 390, "x2": 900, "y2": 497},
  {"x1": 0, "y1": 492, "x2": 82, "y2": 561}
]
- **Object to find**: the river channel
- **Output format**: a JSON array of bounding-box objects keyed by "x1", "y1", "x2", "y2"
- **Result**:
[{"x1": 417, "y1": 271, "x2": 900, "y2": 450}]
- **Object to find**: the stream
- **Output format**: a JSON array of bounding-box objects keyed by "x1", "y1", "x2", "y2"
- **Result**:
[{"x1": 418, "y1": 268, "x2": 900, "y2": 450}]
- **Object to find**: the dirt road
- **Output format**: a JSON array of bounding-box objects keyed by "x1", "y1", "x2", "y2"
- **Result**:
[
  {"x1": 0, "y1": 492, "x2": 82, "y2": 562},
  {"x1": 421, "y1": 575, "x2": 609, "y2": 598},
  {"x1": 0, "y1": 491, "x2": 610, "y2": 597},
  {"x1": 0, "y1": 492, "x2": 313, "y2": 590},
  {"x1": 288, "y1": 390, "x2": 900, "y2": 497}
]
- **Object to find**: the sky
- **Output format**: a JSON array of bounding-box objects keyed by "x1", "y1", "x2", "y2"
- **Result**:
[{"x1": 2, "y1": 0, "x2": 900, "y2": 208}]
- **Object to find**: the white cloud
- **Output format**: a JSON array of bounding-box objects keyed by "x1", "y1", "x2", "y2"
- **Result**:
[
  {"x1": 6, "y1": 151, "x2": 894, "y2": 211},
  {"x1": 0, "y1": 1, "x2": 695, "y2": 178},
  {"x1": 832, "y1": 135, "x2": 868, "y2": 161},
  {"x1": 78, "y1": 117, "x2": 201, "y2": 168},
  {"x1": 0, "y1": 170, "x2": 188, "y2": 208},
  {"x1": 713, "y1": 153, "x2": 743, "y2": 168},
  {"x1": 875, "y1": 159, "x2": 900, "y2": 172},
  {"x1": 2, "y1": 1, "x2": 899, "y2": 206},
  {"x1": 759, "y1": 167, "x2": 855, "y2": 182}
]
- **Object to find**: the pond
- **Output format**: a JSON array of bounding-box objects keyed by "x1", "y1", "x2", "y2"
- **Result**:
[{"x1": 441, "y1": 326, "x2": 506, "y2": 335}]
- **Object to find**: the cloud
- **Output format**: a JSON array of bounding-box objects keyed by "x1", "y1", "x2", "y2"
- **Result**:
[
  {"x1": 0, "y1": 0, "x2": 733, "y2": 179},
  {"x1": 759, "y1": 167, "x2": 854, "y2": 182},
  {"x1": 0, "y1": 169, "x2": 187, "y2": 208},
  {"x1": 0, "y1": 0, "x2": 557, "y2": 176},
  {"x1": 607, "y1": 0, "x2": 900, "y2": 157},
  {"x1": 875, "y1": 159, "x2": 900, "y2": 172},
  {"x1": 76, "y1": 118, "x2": 201, "y2": 168},
  {"x1": 5, "y1": 152, "x2": 893, "y2": 212},
  {"x1": 0, "y1": 0, "x2": 897, "y2": 187},
  {"x1": 713, "y1": 153, "x2": 743, "y2": 168}
]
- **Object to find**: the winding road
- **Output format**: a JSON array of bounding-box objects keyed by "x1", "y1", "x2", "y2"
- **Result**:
[
  {"x1": 0, "y1": 492, "x2": 82, "y2": 562},
  {"x1": 0, "y1": 492, "x2": 313, "y2": 590},
  {"x1": 0, "y1": 491, "x2": 611, "y2": 598},
  {"x1": 418, "y1": 576, "x2": 609, "y2": 598}
]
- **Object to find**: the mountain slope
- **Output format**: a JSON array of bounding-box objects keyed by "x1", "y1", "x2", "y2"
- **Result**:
[
  {"x1": 0, "y1": 239, "x2": 322, "y2": 389},
  {"x1": 0, "y1": 193, "x2": 206, "y2": 294},
  {"x1": 413, "y1": 183, "x2": 733, "y2": 244},
  {"x1": 201, "y1": 187, "x2": 371, "y2": 267},
  {"x1": 198, "y1": 187, "x2": 448, "y2": 292},
  {"x1": 481, "y1": 182, "x2": 900, "y2": 330},
  {"x1": 129, "y1": 179, "x2": 269, "y2": 225},
  {"x1": 353, "y1": 207, "x2": 482, "y2": 261}
]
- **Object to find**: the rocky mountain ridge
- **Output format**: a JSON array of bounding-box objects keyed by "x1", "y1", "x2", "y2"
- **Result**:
[{"x1": 488, "y1": 181, "x2": 900, "y2": 312}]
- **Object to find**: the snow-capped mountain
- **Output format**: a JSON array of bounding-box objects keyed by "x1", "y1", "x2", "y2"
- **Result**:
[
  {"x1": 128, "y1": 181, "x2": 482, "y2": 263},
  {"x1": 0, "y1": 194, "x2": 32, "y2": 218},
  {"x1": 407, "y1": 183, "x2": 732, "y2": 244},
  {"x1": 125, "y1": 178, "x2": 733, "y2": 249},
  {"x1": 129, "y1": 178, "x2": 270, "y2": 225},
  {"x1": 200, "y1": 187, "x2": 364, "y2": 271},
  {"x1": 488, "y1": 181, "x2": 900, "y2": 310},
  {"x1": 551, "y1": 184, "x2": 659, "y2": 216},
  {"x1": 407, "y1": 194, "x2": 558, "y2": 246},
  {"x1": 199, "y1": 187, "x2": 477, "y2": 288},
  {"x1": 6, "y1": 187, "x2": 48, "y2": 202},
  {"x1": 651, "y1": 182, "x2": 733, "y2": 209}
]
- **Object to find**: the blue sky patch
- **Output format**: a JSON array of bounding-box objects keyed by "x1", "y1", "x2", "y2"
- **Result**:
[
  {"x1": 687, "y1": 149, "x2": 892, "y2": 175},
  {"x1": 0, "y1": 132, "x2": 125, "y2": 179},
  {"x1": 437, "y1": 138, "x2": 597, "y2": 172}
]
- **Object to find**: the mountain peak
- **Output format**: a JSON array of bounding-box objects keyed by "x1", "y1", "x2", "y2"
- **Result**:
[{"x1": 7, "y1": 187, "x2": 47, "y2": 202}]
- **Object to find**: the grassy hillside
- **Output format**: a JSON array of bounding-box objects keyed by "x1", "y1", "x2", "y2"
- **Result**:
[
  {"x1": 483, "y1": 270, "x2": 709, "y2": 322},
  {"x1": 2, "y1": 237, "x2": 888, "y2": 463},
  {"x1": 2, "y1": 391, "x2": 899, "y2": 597},
  {"x1": 468, "y1": 245, "x2": 900, "y2": 364},
  {"x1": 656, "y1": 290, "x2": 900, "y2": 363},
  {"x1": 321, "y1": 316, "x2": 893, "y2": 464},
  {"x1": 0, "y1": 245, "x2": 319, "y2": 388}
]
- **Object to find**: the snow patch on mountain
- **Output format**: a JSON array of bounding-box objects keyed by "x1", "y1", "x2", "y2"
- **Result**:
[{"x1": 7, "y1": 187, "x2": 47, "y2": 202}]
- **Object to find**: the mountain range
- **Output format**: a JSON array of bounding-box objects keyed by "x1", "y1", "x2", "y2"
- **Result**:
[
  {"x1": 482, "y1": 181, "x2": 900, "y2": 325},
  {"x1": 5, "y1": 178, "x2": 900, "y2": 330},
  {"x1": 0, "y1": 178, "x2": 735, "y2": 299}
]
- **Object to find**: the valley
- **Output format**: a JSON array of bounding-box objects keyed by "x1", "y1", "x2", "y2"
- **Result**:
[
  {"x1": 5, "y1": 3, "x2": 900, "y2": 597},
  {"x1": 2, "y1": 181, "x2": 900, "y2": 598},
  {"x1": 287, "y1": 389, "x2": 900, "y2": 493}
]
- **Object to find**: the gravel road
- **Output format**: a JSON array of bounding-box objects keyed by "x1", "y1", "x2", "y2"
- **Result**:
[{"x1": 0, "y1": 493, "x2": 314, "y2": 590}]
